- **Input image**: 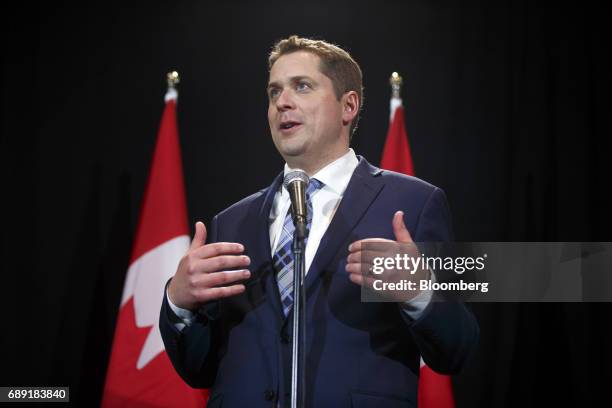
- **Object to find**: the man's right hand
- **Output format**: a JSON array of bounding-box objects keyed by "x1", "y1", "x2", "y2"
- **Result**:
[{"x1": 168, "y1": 221, "x2": 251, "y2": 311}]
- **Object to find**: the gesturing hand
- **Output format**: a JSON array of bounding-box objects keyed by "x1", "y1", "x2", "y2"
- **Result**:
[
  {"x1": 168, "y1": 221, "x2": 251, "y2": 311},
  {"x1": 346, "y1": 211, "x2": 430, "y2": 302}
]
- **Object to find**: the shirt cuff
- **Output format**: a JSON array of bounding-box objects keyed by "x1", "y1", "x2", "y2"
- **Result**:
[
  {"x1": 399, "y1": 268, "x2": 436, "y2": 320},
  {"x1": 166, "y1": 288, "x2": 196, "y2": 330}
]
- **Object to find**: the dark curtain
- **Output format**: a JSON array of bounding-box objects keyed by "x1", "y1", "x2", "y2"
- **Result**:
[{"x1": 2, "y1": 0, "x2": 609, "y2": 406}]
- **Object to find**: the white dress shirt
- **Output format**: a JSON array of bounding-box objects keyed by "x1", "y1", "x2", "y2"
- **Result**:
[{"x1": 168, "y1": 149, "x2": 432, "y2": 327}]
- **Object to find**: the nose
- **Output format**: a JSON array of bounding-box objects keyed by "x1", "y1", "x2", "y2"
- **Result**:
[{"x1": 275, "y1": 88, "x2": 295, "y2": 112}]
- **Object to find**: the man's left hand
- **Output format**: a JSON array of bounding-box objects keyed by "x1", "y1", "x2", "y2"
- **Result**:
[{"x1": 345, "y1": 211, "x2": 430, "y2": 302}]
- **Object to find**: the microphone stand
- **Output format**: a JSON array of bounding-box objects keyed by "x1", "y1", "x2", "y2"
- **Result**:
[{"x1": 290, "y1": 219, "x2": 307, "y2": 408}]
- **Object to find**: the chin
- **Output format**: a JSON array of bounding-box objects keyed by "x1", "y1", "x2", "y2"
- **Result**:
[
  {"x1": 276, "y1": 139, "x2": 308, "y2": 158},
  {"x1": 280, "y1": 146, "x2": 307, "y2": 158}
]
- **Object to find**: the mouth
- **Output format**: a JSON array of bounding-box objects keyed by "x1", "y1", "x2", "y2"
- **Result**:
[{"x1": 278, "y1": 120, "x2": 303, "y2": 133}]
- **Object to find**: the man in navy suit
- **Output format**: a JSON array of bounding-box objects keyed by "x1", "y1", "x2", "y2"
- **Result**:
[{"x1": 160, "y1": 35, "x2": 479, "y2": 407}]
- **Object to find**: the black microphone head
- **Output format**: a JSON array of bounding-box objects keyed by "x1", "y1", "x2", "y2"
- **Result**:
[{"x1": 283, "y1": 169, "x2": 310, "y2": 190}]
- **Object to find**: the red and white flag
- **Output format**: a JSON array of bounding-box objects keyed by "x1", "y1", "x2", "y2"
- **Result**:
[
  {"x1": 102, "y1": 83, "x2": 206, "y2": 407},
  {"x1": 381, "y1": 96, "x2": 415, "y2": 176},
  {"x1": 381, "y1": 90, "x2": 455, "y2": 408}
]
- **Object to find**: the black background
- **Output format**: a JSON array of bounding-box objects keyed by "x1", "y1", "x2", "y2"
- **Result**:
[{"x1": 2, "y1": 0, "x2": 610, "y2": 406}]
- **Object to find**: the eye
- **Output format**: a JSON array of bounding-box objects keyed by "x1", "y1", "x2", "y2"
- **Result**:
[
  {"x1": 296, "y1": 82, "x2": 311, "y2": 92},
  {"x1": 268, "y1": 88, "x2": 280, "y2": 99}
]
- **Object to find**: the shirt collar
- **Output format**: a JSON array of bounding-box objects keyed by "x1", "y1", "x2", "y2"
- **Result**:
[{"x1": 282, "y1": 148, "x2": 359, "y2": 196}]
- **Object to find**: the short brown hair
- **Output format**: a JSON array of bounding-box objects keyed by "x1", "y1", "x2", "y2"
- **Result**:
[{"x1": 268, "y1": 35, "x2": 364, "y2": 138}]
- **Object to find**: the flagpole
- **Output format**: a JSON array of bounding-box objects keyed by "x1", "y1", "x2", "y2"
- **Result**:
[
  {"x1": 390, "y1": 71, "x2": 402, "y2": 98},
  {"x1": 389, "y1": 72, "x2": 404, "y2": 121},
  {"x1": 166, "y1": 71, "x2": 180, "y2": 102},
  {"x1": 167, "y1": 70, "x2": 180, "y2": 88}
]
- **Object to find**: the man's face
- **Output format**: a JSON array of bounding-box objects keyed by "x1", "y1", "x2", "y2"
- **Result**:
[{"x1": 267, "y1": 51, "x2": 348, "y2": 171}]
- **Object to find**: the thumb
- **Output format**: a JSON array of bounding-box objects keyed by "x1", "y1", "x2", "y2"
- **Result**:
[
  {"x1": 190, "y1": 221, "x2": 207, "y2": 250},
  {"x1": 392, "y1": 211, "x2": 413, "y2": 243}
]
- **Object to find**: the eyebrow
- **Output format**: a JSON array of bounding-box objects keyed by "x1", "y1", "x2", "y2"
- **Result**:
[{"x1": 267, "y1": 75, "x2": 316, "y2": 91}]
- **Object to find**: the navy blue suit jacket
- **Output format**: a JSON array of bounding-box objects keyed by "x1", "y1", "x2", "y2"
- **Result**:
[{"x1": 160, "y1": 157, "x2": 479, "y2": 408}]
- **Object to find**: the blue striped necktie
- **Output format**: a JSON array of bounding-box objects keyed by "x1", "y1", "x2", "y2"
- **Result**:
[{"x1": 273, "y1": 178, "x2": 323, "y2": 317}]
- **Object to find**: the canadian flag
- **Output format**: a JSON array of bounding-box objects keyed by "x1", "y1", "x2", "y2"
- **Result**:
[
  {"x1": 380, "y1": 97, "x2": 414, "y2": 176},
  {"x1": 102, "y1": 83, "x2": 206, "y2": 407},
  {"x1": 381, "y1": 90, "x2": 455, "y2": 408}
]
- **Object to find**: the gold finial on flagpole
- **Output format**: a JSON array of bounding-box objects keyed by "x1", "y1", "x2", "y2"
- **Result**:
[
  {"x1": 167, "y1": 71, "x2": 180, "y2": 89},
  {"x1": 389, "y1": 72, "x2": 402, "y2": 99}
]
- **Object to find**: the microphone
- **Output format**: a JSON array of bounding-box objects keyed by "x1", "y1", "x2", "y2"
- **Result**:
[
  {"x1": 283, "y1": 170, "x2": 310, "y2": 408},
  {"x1": 283, "y1": 169, "x2": 310, "y2": 240}
]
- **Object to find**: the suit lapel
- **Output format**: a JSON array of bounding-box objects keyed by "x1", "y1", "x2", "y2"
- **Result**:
[
  {"x1": 304, "y1": 157, "x2": 384, "y2": 292},
  {"x1": 257, "y1": 171, "x2": 285, "y2": 320},
  {"x1": 257, "y1": 172, "x2": 282, "y2": 259}
]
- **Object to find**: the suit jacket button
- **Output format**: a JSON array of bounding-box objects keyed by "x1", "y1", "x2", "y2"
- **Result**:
[{"x1": 263, "y1": 390, "x2": 275, "y2": 401}]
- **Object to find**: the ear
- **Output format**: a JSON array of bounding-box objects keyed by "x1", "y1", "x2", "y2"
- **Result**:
[{"x1": 341, "y1": 91, "x2": 360, "y2": 126}]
